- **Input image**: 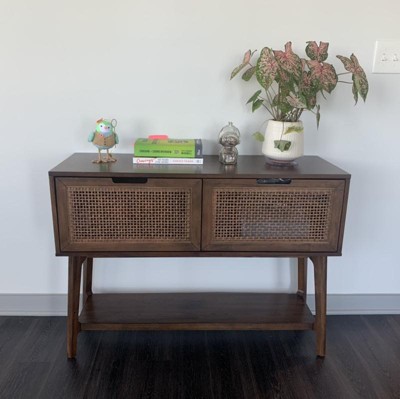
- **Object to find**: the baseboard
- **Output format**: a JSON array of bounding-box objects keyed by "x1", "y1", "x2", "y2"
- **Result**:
[
  {"x1": 0, "y1": 294, "x2": 399, "y2": 316},
  {"x1": 307, "y1": 294, "x2": 400, "y2": 315},
  {"x1": 0, "y1": 294, "x2": 68, "y2": 316}
]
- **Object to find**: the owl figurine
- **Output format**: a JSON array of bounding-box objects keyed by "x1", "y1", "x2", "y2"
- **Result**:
[{"x1": 88, "y1": 118, "x2": 119, "y2": 163}]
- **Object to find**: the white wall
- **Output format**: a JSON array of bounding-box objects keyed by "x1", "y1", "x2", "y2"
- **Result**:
[{"x1": 0, "y1": 0, "x2": 399, "y2": 297}]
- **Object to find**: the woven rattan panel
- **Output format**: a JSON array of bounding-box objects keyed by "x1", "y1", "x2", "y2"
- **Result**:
[
  {"x1": 67, "y1": 186, "x2": 192, "y2": 243},
  {"x1": 213, "y1": 188, "x2": 332, "y2": 242}
]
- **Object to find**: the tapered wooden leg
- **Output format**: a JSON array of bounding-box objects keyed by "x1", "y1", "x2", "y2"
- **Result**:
[
  {"x1": 67, "y1": 256, "x2": 83, "y2": 359},
  {"x1": 310, "y1": 256, "x2": 327, "y2": 358},
  {"x1": 82, "y1": 257, "x2": 93, "y2": 304},
  {"x1": 297, "y1": 257, "x2": 308, "y2": 303}
]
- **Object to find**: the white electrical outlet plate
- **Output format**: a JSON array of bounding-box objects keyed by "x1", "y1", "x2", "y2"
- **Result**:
[{"x1": 373, "y1": 40, "x2": 400, "y2": 73}]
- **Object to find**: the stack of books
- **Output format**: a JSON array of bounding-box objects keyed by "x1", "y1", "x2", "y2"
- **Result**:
[{"x1": 133, "y1": 138, "x2": 203, "y2": 164}]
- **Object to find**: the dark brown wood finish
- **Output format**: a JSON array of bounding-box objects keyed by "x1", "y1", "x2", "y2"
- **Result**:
[
  {"x1": 1, "y1": 315, "x2": 400, "y2": 399},
  {"x1": 336, "y1": 173, "x2": 351, "y2": 255},
  {"x1": 201, "y1": 178, "x2": 346, "y2": 253},
  {"x1": 67, "y1": 256, "x2": 84, "y2": 358},
  {"x1": 49, "y1": 154, "x2": 351, "y2": 180},
  {"x1": 49, "y1": 154, "x2": 351, "y2": 358},
  {"x1": 55, "y1": 177, "x2": 202, "y2": 252},
  {"x1": 311, "y1": 256, "x2": 328, "y2": 357},
  {"x1": 49, "y1": 176, "x2": 61, "y2": 255},
  {"x1": 297, "y1": 257, "x2": 307, "y2": 302},
  {"x1": 78, "y1": 293, "x2": 314, "y2": 331},
  {"x1": 82, "y1": 257, "x2": 93, "y2": 304}
]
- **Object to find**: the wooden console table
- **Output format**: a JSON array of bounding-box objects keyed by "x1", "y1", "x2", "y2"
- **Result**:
[{"x1": 49, "y1": 154, "x2": 350, "y2": 358}]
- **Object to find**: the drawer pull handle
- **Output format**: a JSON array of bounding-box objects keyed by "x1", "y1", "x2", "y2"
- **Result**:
[
  {"x1": 256, "y1": 178, "x2": 292, "y2": 185},
  {"x1": 112, "y1": 177, "x2": 148, "y2": 184}
]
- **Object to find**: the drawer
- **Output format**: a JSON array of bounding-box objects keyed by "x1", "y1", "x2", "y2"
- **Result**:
[
  {"x1": 55, "y1": 177, "x2": 202, "y2": 252},
  {"x1": 202, "y1": 179, "x2": 346, "y2": 253}
]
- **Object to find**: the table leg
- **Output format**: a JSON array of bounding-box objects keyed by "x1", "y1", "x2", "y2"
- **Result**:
[
  {"x1": 67, "y1": 256, "x2": 83, "y2": 359},
  {"x1": 82, "y1": 257, "x2": 93, "y2": 304},
  {"x1": 310, "y1": 256, "x2": 327, "y2": 358},
  {"x1": 297, "y1": 257, "x2": 308, "y2": 303}
]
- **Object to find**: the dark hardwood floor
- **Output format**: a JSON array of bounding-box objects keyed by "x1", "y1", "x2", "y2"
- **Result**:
[{"x1": 0, "y1": 315, "x2": 400, "y2": 399}]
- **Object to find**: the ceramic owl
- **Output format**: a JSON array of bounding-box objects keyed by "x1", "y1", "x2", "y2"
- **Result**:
[{"x1": 88, "y1": 118, "x2": 119, "y2": 163}]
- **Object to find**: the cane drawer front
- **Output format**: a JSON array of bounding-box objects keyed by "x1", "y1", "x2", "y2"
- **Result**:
[
  {"x1": 55, "y1": 177, "x2": 202, "y2": 252},
  {"x1": 202, "y1": 179, "x2": 346, "y2": 253}
]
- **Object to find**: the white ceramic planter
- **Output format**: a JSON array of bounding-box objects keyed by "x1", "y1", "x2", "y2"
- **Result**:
[{"x1": 262, "y1": 120, "x2": 304, "y2": 165}]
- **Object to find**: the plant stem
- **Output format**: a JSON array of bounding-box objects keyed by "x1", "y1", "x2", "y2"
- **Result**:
[
  {"x1": 264, "y1": 90, "x2": 278, "y2": 119},
  {"x1": 262, "y1": 102, "x2": 275, "y2": 118},
  {"x1": 279, "y1": 121, "x2": 285, "y2": 141},
  {"x1": 338, "y1": 81, "x2": 353, "y2": 84},
  {"x1": 337, "y1": 72, "x2": 351, "y2": 76}
]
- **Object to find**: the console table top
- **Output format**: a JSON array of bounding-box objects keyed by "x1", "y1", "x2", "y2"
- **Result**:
[{"x1": 49, "y1": 153, "x2": 350, "y2": 179}]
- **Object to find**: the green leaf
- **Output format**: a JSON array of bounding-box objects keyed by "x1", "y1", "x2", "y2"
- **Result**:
[
  {"x1": 316, "y1": 104, "x2": 321, "y2": 129},
  {"x1": 273, "y1": 95, "x2": 293, "y2": 116},
  {"x1": 242, "y1": 66, "x2": 256, "y2": 81},
  {"x1": 284, "y1": 125, "x2": 304, "y2": 134},
  {"x1": 252, "y1": 132, "x2": 265, "y2": 142},
  {"x1": 352, "y1": 81, "x2": 359, "y2": 104},
  {"x1": 252, "y1": 99, "x2": 264, "y2": 112},
  {"x1": 231, "y1": 63, "x2": 247, "y2": 80},
  {"x1": 274, "y1": 140, "x2": 292, "y2": 152},
  {"x1": 246, "y1": 90, "x2": 262, "y2": 104}
]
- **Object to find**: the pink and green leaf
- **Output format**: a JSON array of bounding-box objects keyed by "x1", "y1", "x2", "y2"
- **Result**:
[
  {"x1": 256, "y1": 47, "x2": 278, "y2": 90},
  {"x1": 306, "y1": 41, "x2": 329, "y2": 62},
  {"x1": 337, "y1": 54, "x2": 369, "y2": 102},
  {"x1": 231, "y1": 43, "x2": 368, "y2": 128},
  {"x1": 272, "y1": 93, "x2": 293, "y2": 115},
  {"x1": 307, "y1": 61, "x2": 338, "y2": 93},
  {"x1": 300, "y1": 70, "x2": 313, "y2": 92},
  {"x1": 352, "y1": 73, "x2": 369, "y2": 103},
  {"x1": 273, "y1": 42, "x2": 303, "y2": 79},
  {"x1": 230, "y1": 50, "x2": 254, "y2": 79},
  {"x1": 243, "y1": 49, "x2": 253, "y2": 64},
  {"x1": 299, "y1": 71, "x2": 318, "y2": 108},
  {"x1": 351, "y1": 54, "x2": 369, "y2": 101},
  {"x1": 286, "y1": 92, "x2": 307, "y2": 109},
  {"x1": 336, "y1": 55, "x2": 354, "y2": 72}
]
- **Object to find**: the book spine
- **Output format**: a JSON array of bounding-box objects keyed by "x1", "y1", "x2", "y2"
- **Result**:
[
  {"x1": 134, "y1": 139, "x2": 202, "y2": 158},
  {"x1": 132, "y1": 157, "x2": 204, "y2": 165}
]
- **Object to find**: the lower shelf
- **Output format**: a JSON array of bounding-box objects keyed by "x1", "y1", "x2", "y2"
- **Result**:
[{"x1": 79, "y1": 293, "x2": 314, "y2": 331}]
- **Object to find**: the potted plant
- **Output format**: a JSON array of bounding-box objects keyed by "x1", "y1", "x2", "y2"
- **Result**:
[{"x1": 231, "y1": 41, "x2": 369, "y2": 165}]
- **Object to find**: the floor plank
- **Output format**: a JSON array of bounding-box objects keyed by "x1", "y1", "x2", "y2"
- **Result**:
[{"x1": 0, "y1": 315, "x2": 399, "y2": 399}]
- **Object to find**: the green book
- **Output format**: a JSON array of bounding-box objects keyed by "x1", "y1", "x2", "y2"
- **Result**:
[{"x1": 134, "y1": 138, "x2": 203, "y2": 158}]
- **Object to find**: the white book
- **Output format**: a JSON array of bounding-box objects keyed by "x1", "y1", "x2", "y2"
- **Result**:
[{"x1": 132, "y1": 157, "x2": 203, "y2": 165}]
